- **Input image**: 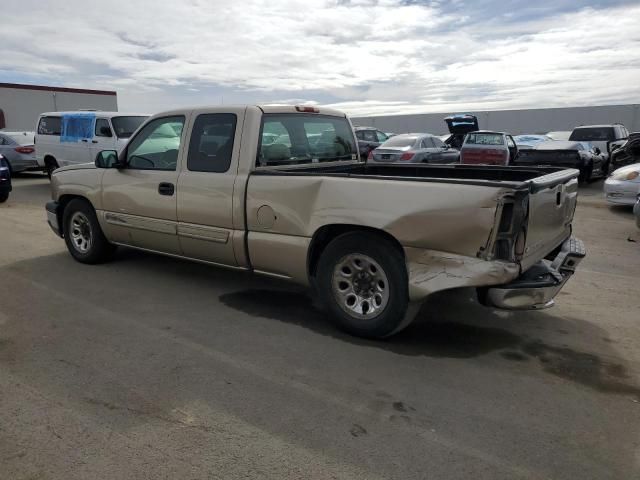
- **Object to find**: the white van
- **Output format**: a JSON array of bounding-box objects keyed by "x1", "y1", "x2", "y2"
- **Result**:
[{"x1": 36, "y1": 111, "x2": 149, "y2": 176}]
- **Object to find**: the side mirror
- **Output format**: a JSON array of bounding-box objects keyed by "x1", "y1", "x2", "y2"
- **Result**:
[
  {"x1": 95, "y1": 150, "x2": 122, "y2": 169},
  {"x1": 594, "y1": 147, "x2": 601, "y2": 155},
  {"x1": 99, "y1": 126, "x2": 113, "y2": 137}
]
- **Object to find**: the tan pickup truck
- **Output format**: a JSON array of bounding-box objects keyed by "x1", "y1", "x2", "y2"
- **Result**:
[{"x1": 46, "y1": 105, "x2": 585, "y2": 338}]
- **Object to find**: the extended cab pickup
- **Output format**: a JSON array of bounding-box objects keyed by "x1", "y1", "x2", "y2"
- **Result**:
[{"x1": 46, "y1": 105, "x2": 586, "y2": 338}]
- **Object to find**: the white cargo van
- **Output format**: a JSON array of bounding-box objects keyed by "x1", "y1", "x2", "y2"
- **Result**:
[{"x1": 36, "y1": 111, "x2": 149, "y2": 176}]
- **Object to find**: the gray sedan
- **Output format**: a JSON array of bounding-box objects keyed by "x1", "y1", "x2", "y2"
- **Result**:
[
  {"x1": 370, "y1": 133, "x2": 459, "y2": 164},
  {"x1": 0, "y1": 131, "x2": 38, "y2": 173}
]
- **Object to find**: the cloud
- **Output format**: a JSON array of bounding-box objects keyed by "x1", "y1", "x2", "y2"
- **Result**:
[{"x1": 0, "y1": 0, "x2": 638, "y2": 116}]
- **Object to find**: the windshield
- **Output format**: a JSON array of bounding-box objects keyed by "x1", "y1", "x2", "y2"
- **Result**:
[
  {"x1": 569, "y1": 127, "x2": 615, "y2": 142},
  {"x1": 465, "y1": 133, "x2": 504, "y2": 145},
  {"x1": 258, "y1": 114, "x2": 357, "y2": 167},
  {"x1": 111, "y1": 116, "x2": 149, "y2": 139},
  {"x1": 381, "y1": 136, "x2": 417, "y2": 148}
]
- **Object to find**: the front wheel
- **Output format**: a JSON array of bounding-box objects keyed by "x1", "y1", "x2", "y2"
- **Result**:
[
  {"x1": 62, "y1": 199, "x2": 116, "y2": 264},
  {"x1": 316, "y1": 232, "x2": 412, "y2": 338}
]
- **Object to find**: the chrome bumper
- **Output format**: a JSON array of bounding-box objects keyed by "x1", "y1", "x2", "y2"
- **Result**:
[
  {"x1": 46, "y1": 201, "x2": 62, "y2": 237},
  {"x1": 480, "y1": 236, "x2": 585, "y2": 310}
]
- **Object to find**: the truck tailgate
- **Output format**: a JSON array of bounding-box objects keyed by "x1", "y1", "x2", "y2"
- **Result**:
[{"x1": 521, "y1": 169, "x2": 579, "y2": 271}]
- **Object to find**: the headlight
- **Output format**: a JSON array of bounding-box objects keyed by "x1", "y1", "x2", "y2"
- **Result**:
[{"x1": 611, "y1": 170, "x2": 640, "y2": 181}]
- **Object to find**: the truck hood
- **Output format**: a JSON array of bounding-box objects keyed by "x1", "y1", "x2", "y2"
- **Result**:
[
  {"x1": 55, "y1": 162, "x2": 96, "y2": 173},
  {"x1": 445, "y1": 114, "x2": 479, "y2": 135}
]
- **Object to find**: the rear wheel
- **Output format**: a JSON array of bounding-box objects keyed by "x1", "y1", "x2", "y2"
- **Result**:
[
  {"x1": 62, "y1": 199, "x2": 116, "y2": 264},
  {"x1": 45, "y1": 157, "x2": 59, "y2": 179},
  {"x1": 0, "y1": 192, "x2": 8, "y2": 203},
  {"x1": 316, "y1": 232, "x2": 411, "y2": 338}
]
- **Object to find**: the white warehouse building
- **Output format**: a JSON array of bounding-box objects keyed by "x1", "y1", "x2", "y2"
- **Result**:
[
  {"x1": 0, "y1": 83, "x2": 118, "y2": 131},
  {"x1": 352, "y1": 104, "x2": 640, "y2": 136}
]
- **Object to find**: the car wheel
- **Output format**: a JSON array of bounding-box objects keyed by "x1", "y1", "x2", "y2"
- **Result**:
[
  {"x1": 0, "y1": 192, "x2": 8, "y2": 203},
  {"x1": 316, "y1": 232, "x2": 411, "y2": 338},
  {"x1": 45, "y1": 157, "x2": 59, "y2": 179},
  {"x1": 62, "y1": 198, "x2": 116, "y2": 264},
  {"x1": 579, "y1": 163, "x2": 593, "y2": 183}
]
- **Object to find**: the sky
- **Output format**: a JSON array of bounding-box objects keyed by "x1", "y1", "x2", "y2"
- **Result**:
[{"x1": 1, "y1": 0, "x2": 639, "y2": 117}]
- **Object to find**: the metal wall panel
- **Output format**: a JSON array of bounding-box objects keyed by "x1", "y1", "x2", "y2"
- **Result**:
[{"x1": 352, "y1": 104, "x2": 640, "y2": 136}]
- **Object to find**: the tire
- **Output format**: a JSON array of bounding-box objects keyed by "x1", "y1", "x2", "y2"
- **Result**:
[
  {"x1": 45, "y1": 157, "x2": 59, "y2": 179},
  {"x1": 0, "y1": 192, "x2": 8, "y2": 203},
  {"x1": 316, "y1": 232, "x2": 410, "y2": 339},
  {"x1": 579, "y1": 163, "x2": 593, "y2": 183},
  {"x1": 62, "y1": 198, "x2": 116, "y2": 264}
]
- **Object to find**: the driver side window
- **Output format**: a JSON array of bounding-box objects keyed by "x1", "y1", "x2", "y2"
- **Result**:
[{"x1": 126, "y1": 116, "x2": 185, "y2": 171}]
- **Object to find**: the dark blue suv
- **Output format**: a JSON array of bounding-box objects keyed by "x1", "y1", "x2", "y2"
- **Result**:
[{"x1": 0, "y1": 154, "x2": 11, "y2": 203}]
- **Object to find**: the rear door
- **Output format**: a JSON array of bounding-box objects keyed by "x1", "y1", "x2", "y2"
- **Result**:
[
  {"x1": 176, "y1": 108, "x2": 245, "y2": 266},
  {"x1": 520, "y1": 171, "x2": 579, "y2": 271}
]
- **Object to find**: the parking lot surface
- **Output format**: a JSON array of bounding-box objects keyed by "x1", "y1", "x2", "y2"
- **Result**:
[{"x1": 1, "y1": 174, "x2": 639, "y2": 479}]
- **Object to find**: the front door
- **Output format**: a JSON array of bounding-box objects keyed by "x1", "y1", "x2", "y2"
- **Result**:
[
  {"x1": 177, "y1": 109, "x2": 245, "y2": 265},
  {"x1": 100, "y1": 115, "x2": 187, "y2": 255}
]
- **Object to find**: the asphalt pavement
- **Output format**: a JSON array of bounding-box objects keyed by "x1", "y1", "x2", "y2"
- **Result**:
[{"x1": 1, "y1": 173, "x2": 639, "y2": 479}]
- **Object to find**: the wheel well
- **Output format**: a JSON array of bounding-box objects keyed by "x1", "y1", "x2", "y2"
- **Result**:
[
  {"x1": 44, "y1": 155, "x2": 58, "y2": 167},
  {"x1": 307, "y1": 225, "x2": 405, "y2": 279}
]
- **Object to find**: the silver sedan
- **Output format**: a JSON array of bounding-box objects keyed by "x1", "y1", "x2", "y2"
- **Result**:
[
  {"x1": 604, "y1": 163, "x2": 640, "y2": 206},
  {"x1": 369, "y1": 133, "x2": 459, "y2": 164}
]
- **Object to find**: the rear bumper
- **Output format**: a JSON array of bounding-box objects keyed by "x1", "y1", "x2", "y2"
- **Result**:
[
  {"x1": 604, "y1": 179, "x2": 640, "y2": 205},
  {"x1": 46, "y1": 201, "x2": 62, "y2": 237},
  {"x1": 480, "y1": 236, "x2": 585, "y2": 310},
  {"x1": 9, "y1": 158, "x2": 39, "y2": 172}
]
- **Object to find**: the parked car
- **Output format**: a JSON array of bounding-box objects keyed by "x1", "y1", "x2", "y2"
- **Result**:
[
  {"x1": 46, "y1": 104, "x2": 585, "y2": 339},
  {"x1": 443, "y1": 114, "x2": 479, "y2": 149},
  {"x1": 513, "y1": 134, "x2": 552, "y2": 150},
  {"x1": 569, "y1": 124, "x2": 629, "y2": 159},
  {"x1": 513, "y1": 141, "x2": 607, "y2": 183},
  {"x1": 603, "y1": 163, "x2": 640, "y2": 206},
  {"x1": 0, "y1": 131, "x2": 38, "y2": 173},
  {"x1": 546, "y1": 131, "x2": 571, "y2": 141},
  {"x1": 36, "y1": 111, "x2": 150, "y2": 177},
  {"x1": 460, "y1": 131, "x2": 518, "y2": 166},
  {"x1": 353, "y1": 126, "x2": 389, "y2": 160},
  {"x1": 610, "y1": 132, "x2": 640, "y2": 169},
  {"x1": 369, "y1": 133, "x2": 459, "y2": 164},
  {"x1": 0, "y1": 155, "x2": 11, "y2": 202}
]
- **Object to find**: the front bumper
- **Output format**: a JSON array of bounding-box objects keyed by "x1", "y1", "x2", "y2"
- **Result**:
[
  {"x1": 480, "y1": 236, "x2": 585, "y2": 310},
  {"x1": 604, "y1": 179, "x2": 640, "y2": 206},
  {"x1": 46, "y1": 201, "x2": 62, "y2": 237}
]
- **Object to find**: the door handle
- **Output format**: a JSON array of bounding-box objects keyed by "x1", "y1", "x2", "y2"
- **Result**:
[
  {"x1": 81, "y1": 139, "x2": 88, "y2": 143},
  {"x1": 92, "y1": 140, "x2": 98, "y2": 144},
  {"x1": 158, "y1": 182, "x2": 175, "y2": 196}
]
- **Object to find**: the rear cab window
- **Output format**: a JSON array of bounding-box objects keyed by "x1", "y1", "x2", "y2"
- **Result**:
[
  {"x1": 465, "y1": 133, "x2": 505, "y2": 145},
  {"x1": 258, "y1": 114, "x2": 357, "y2": 167},
  {"x1": 569, "y1": 127, "x2": 615, "y2": 142}
]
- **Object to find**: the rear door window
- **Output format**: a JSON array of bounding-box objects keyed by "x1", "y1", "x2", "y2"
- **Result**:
[
  {"x1": 465, "y1": 133, "x2": 505, "y2": 145},
  {"x1": 37, "y1": 116, "x2": 62, "y2": 136},
  {"x1": 258, "y1": 114, "x2": 357, "y2": 167},
  {"x1": 187, "y1": 113, "x2": 237, "y2": 173}
]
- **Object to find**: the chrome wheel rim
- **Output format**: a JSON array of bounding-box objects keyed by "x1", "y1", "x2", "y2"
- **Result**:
[
  {"x1": 70, "y1": 212, "x2": 92, "y2": 253},
  {"x1": 332, "y1": 253, "x2": 389, "y2": 319}
]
